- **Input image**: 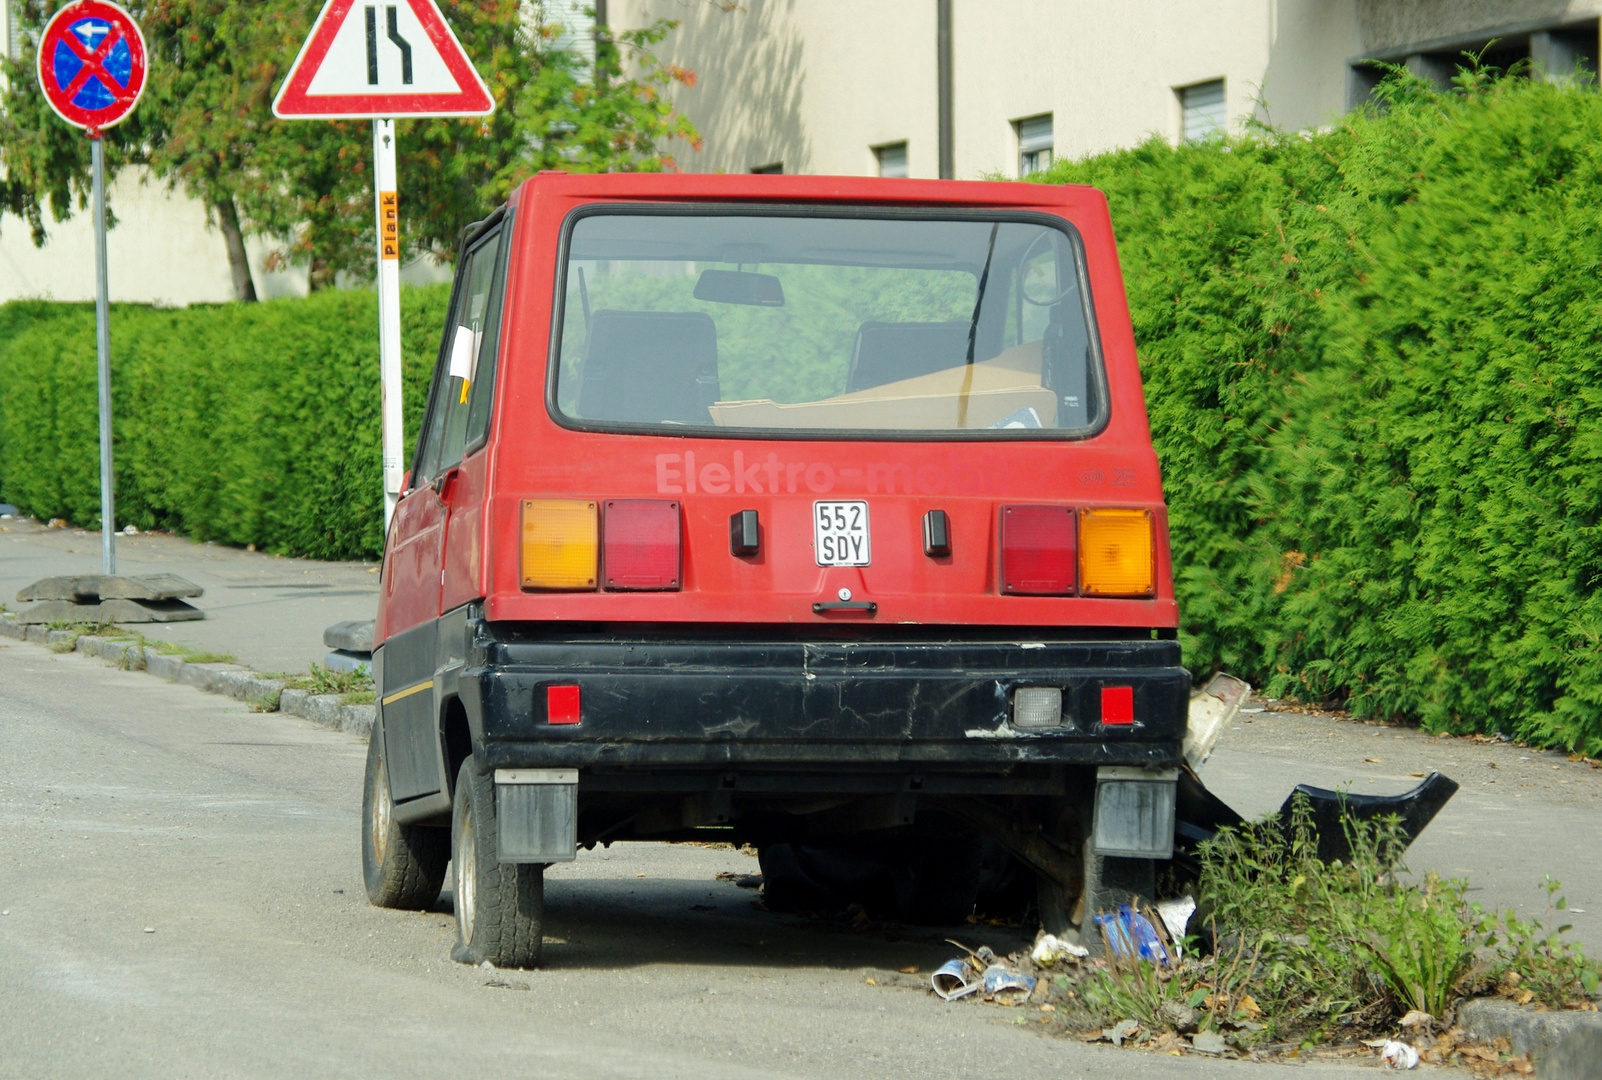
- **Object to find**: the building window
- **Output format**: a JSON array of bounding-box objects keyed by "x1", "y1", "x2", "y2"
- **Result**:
[
  {"x1": 874, "y1": 142, "x2": 908, "y2": 178},
  {"x1": 750, "y1": 162, "x2": 783, "y2": 174},
  {"x1": 541, "y1": 0, "x2": 598, "y2": 81},
  {"x1": 1178, "y1": 79, "x2": 1226, "y2": 142},
  {"x1": 5, "y1": 0, "x2": 20, "y2": 61},
  {"x1": 1016, "y1": 114, "x2": 1053, "y2": 176}
]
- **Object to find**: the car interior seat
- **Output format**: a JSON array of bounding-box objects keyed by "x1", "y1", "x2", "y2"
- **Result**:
[
  {"x1": 846, "y1": 321, "x2": 971, "y2": 392},
  {"x1": 576, "y1": 311, "x2": 721, "y2": 424}
]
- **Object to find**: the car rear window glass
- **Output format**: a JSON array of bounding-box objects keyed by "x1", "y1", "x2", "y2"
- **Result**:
[{"x1": 552, "y1": 211, "x2": 1104, "y2": 438}]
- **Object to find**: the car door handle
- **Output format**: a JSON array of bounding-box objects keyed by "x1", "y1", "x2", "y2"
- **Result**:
[
  {"x1": 813, "y1": 601, "x2": 877, "y2": 614},
  {"x1": 432, "y1": 466, "x2": 461, "y2": 502}
]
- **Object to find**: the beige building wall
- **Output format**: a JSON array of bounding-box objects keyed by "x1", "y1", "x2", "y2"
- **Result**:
[
  {"x1": 0, "y1": 170, "x2": 311, "y2": 305},
  {"x1": 6, "y1": 0, "x2": 1602, "y2": 305},
  {"x1": 614, "y1": 0, "x2": 1364, "y2": 179}
]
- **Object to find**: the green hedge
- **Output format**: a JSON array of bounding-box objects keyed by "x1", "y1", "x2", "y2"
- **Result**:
[
  {"x1": 1047, "y1": 73, "x2": 1602, "y2": 754},
  {"x1": 0, "y1": 287, "x2": 449, "y2": 560},
  {"x1": 5, "y1": 73, "x2": 1601, "y2": 752}
]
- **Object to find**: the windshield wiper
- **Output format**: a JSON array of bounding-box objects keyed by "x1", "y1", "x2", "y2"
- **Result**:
[
  {"x1": 957, "y1": 223, "x2": 1001, "y2": 428},
  {"x1": 965, "y1": 223, "x2": 1001, "y2": 366}
]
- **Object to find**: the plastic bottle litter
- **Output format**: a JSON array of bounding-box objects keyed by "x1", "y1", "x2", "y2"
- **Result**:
[{"x1": 1093, "y1": 903, "x2": 1173, "y2": 964}]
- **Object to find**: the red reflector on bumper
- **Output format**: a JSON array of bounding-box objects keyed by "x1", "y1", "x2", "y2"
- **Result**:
[
  {"x1": 1101, "y1": 686, "x2": 1135, "y2": 725},
  {"x1": 547, "y1": 685, "x2": 581, "y2": 725},
  {"x1": 1000, "y1": 505, "x2": 1076, "y2": 595},
  {"x1": 603, "y1": 499, "x2": 681, "y2": 590}
]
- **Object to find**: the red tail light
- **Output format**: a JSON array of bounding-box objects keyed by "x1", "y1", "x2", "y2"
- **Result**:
[
  {"x1": 1101, "y1": 686, "x2": 1135, "y2": 725},
  {"x1": 602, "y1": 500, "x2": 681, "y2": 590},
  {"x1": 547, "y1": 685, "x2": 581, "y2": 724},
  {"x1": 1000, "y1": 505, "x2": 1076, "y2": 595}
]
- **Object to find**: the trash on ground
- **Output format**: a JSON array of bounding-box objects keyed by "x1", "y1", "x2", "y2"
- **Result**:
[
  {"x1": 1031, "y1": 930, "x2": 1089, "y2": 965},
  {"x1": 1103, "y1": 1019, "x2": 1140, "y2": 1047},
  {"x1": 981, "y1": 964, "x2": 1037, "y2": 1002},
  {"x1": 1093, "y1": 903, "x2": 1173, "y2": 964},
  {"x1": 1154, "y1": 896, "x2": 1196, "y2": 959},
  {"x1": 931, "y1": 958, "x2": 981, "y2": 1001},
  {"x1": 1378, "y1": 1040, "x2": 1420, "y2": 1069}
]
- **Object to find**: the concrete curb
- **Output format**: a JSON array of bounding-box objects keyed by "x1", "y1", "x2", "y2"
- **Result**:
[
  {"x1": 1457, "y1": 997, "x2": 1602, "y2": 1064},
  {"x1": 0, "y1": 614, "x2": 375, "y2": 738}
]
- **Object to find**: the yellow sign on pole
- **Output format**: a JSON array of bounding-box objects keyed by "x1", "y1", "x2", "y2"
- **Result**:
[{"x1": 380, "y1": 191, "x2": 400, "y2": 260}]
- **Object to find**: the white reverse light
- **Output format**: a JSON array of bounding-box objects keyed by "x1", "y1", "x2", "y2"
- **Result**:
[{"x1": 1013, "y1": 687, "x2": 1064, "y2": 728}]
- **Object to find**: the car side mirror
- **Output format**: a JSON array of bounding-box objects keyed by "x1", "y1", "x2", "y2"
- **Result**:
[{"x1": 694, "y1": 269, "x2": 785, "y2": 307}]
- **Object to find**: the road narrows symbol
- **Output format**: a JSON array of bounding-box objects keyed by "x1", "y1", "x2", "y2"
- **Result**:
[
  {"x1": 273, "y1": 0, "x2": 492, "y2": 119},
  {"x1": 386, "y1": 7, "x2": 414, "y2": 85}
]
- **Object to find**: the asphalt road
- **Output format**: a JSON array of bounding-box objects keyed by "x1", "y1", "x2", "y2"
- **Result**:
[{"x1": 0, "y1": 643, "x2": 1423, "y2": 1080}]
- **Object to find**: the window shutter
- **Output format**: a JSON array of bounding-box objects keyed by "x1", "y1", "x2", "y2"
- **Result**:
[{"x1": 1181, "y1": 80, "x2": 1226, "y2": 141}]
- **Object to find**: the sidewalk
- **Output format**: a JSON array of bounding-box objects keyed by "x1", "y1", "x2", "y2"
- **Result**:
[{"x1": 0, "y1": 515, "x2": 379, "y2": 675}]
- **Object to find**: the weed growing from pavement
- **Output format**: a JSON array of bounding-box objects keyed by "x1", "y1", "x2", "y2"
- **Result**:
[
  {"x1": 44, "y1": 619, "x2": 121, "y2": 652},
  {"x1": 1078, "y1": 796, "x2": 1599, "y2": 1053},
  {"x1": 280, "y1": 663, "x2": 373, "y2": 700}
]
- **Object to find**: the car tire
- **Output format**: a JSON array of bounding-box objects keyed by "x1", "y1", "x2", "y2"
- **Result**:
[
  {"x1": 362, "y1": 721, "x2": 448, "y2": 909},
  {"x1": 449, "y1": 757, "x2": 544, "y2": 969},
  {"x1": 892, "y1": 831, "x2": 983, "y2": 926},
  {"x1": 1079, "y1": 843, "x2": 1158, "y2": 958}
]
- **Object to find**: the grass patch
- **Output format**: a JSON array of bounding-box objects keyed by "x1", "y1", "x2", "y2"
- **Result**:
[
  {"x1": 281, "y1": 663, "x2": 373, "y2": 698},
  {"x1": 1078, "y1": 798, "x2": 1599, "y2": 1054},
  {"x1": 43, "y1": 618, "x2": 119, "y2": 652}
]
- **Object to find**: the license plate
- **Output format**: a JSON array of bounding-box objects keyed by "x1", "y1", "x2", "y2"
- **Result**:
[{"x1": 814, "y1": 501, "x2": 870, "y2": 566}]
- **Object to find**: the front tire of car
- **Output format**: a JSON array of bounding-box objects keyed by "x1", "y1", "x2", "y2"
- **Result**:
[
  {"x1": 362, "y1": 721, "x2": 448, "y2": 909},
  {"x1": 449, "y1": 757, "x2": 544, "y2": 969}
]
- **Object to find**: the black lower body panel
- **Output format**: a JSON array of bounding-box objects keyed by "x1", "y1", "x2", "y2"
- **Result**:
[{"x1": 459, "y1": 624, "x2": 1187, "y2": 776}]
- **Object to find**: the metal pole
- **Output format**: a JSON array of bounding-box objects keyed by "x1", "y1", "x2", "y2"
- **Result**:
[
  {"x1": 92, "y1": 134, "x2": 116, "y2": 575},
  {"x1": 937, "y1": 0, "x2": 953, "y2": 180},
  {"x1": 373, "y1": 119, "x2": 405, "y2": 529}
]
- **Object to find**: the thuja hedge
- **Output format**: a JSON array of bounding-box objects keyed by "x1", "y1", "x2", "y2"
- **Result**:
[
  {"x1": 0, "y1": 286, "x2": 449, "y2": 560},
  {"x1": 1047, "y1": 72, "x2": 1602, "y2": 754},
  {"x1": 5, "y1": 73, "x2": 1602, "y2": 752}
]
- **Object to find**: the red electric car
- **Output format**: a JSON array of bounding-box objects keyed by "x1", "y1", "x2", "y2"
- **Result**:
[{"x1": 363, "y1": 172, "x2": 1188, "y2": 968}]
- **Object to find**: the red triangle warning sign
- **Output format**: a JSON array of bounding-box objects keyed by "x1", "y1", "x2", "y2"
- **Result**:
[{"x1": 273, "y1": 0, "x2": 494, "y2": 119}]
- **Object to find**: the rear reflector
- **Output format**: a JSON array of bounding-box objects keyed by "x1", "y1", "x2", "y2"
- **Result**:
[
  {"x1": 1079, "y1": 508, "x2": 1156, "y2": 597},
  {"x1": 1013, "y1": 687, "x2": 1064, "y2": 728},
  {"x1": 520, "y1": 499, "x2": 598, "y2": 590},
  {"x1": 547, "y1": 685, "x2": 581, "y2": 725},
  {"x1": 1000, "y1": 505, "x2": 1076, "y2": 595},
  {"x1": 1101, "y1": 686, "x2": 1135, "y2": 725},
  {"x1": 603, "y1": 500, "x2": 681, "y2": 590}
]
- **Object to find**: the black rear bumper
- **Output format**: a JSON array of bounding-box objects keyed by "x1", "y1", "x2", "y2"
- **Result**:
[{"x1": 460, "y1": 622, "x2": 1188, "y2": 774}]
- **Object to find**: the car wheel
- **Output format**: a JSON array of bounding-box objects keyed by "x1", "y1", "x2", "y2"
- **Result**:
[
  {"x1": 449, "y1": 757, "x2": 544, "y2": 969},
  {"x1": 892, "y1": 831, "x2": 983, "y2": 926},
  {"x1": 362, "y1": 721, "x2": 448, "y2": 909},
  {"x1": 1079, "y1": 842, "x2": 1158, "y2": 958}
]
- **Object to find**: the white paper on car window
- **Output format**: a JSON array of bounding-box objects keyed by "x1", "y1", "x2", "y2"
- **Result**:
[{"x1": 449, "y1": 325, "x2": 476, "y2": 381}]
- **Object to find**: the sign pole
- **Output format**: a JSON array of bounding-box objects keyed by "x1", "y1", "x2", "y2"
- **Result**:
[
  {"x1": 373, "y1": 118, "x2": 404, "y2": 529},
  {"x1": 91, "y1": 133, "x2": 116, "y2": 575}
]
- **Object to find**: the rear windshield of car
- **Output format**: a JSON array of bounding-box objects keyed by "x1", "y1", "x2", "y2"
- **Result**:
[{"x1": 551, "y1": 210, "x2": 1105, "y2": 439}]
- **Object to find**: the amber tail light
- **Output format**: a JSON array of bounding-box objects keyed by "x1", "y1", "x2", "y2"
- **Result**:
[
  {"x1": 520, "y1": 499, "x2": 598, "y2": 590},
  {"x1": 603, "y1": 500, "x2": 681, "y2": 590},
  {"x1": 1000, "y1": 505, "x2": 1076, "y2": 595},
  {"x1": 1079, "y1": 508, "x2": 1156, "y2": 597}
]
